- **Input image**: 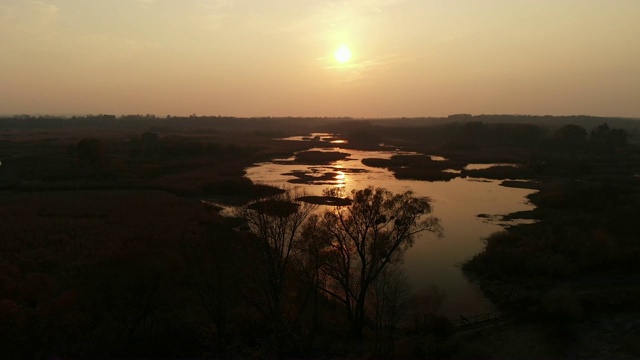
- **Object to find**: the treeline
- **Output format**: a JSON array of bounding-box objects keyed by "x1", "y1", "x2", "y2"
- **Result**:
[
  {"x1": 2, "y1": 114, "x2": 638, "y2": 140},
  {"x1": 331, "y1": 119, "x2": 633, "y2": 151},
  {"x1": 0, "y1": 114, "x2": 335, "y2": 134},
  {"x1": 361, "y1": 114, "x2": 637, "y2": 127}
]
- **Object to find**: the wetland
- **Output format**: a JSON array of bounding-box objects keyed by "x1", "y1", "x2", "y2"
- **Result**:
[
  {"x1": 1, "y1": 115, "x2": 640, "y2": 358},
  {"x1": 244, "y1": 135, "x2": 537, "y2": 317}
]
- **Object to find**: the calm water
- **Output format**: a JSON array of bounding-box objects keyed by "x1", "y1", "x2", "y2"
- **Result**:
[{"x1": 245, "y1": 135, "x2": 536, "y2": 318}]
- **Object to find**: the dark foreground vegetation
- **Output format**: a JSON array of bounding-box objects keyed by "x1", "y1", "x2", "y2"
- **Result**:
[{"x1": 1, "y1": 114, "x2": 640, "y2": 358}]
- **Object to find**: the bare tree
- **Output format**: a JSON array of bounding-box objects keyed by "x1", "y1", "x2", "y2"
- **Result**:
[
  {"x1": 235, "y1": 187, "x2": 317, "y2": 354},
  {"x1": 298, "y1": 214, "x2": 328, "y2": 335},
  {"x1": 182, "y1": 224, "x2": 244, "y2": 357},
  {"x1": 368, "y1": 265, "x2": 412, "y2": 358},
  {"x1": 315, "y1": 186, "x2": 442, "y2": 338},
  {"x1": 410, "y1": 284, "x2": 446, "y2": 333}
]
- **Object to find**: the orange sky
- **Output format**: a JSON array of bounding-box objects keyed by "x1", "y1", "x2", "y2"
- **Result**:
[{"x1": 1, "y1": 0, "x2": 639, "y2": 118}]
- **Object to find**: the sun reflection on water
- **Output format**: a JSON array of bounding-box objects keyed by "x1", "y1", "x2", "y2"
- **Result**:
[{"x1": 334, "y1": 170, "x2": 346, "y2": 187}]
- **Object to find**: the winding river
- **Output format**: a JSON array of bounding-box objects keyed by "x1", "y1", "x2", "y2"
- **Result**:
[{"x1": 244, "y1": 134, "x2": 537, "y2": 318}]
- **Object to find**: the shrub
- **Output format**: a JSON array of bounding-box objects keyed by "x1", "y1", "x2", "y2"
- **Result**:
[{"x1": 541, "y1": 287, "x2": 583, "y2": 322}]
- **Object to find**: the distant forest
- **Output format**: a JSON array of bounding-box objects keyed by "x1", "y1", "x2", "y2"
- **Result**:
[{"x1": 2, "y1": 113, "x2": 639, "y2": 137}]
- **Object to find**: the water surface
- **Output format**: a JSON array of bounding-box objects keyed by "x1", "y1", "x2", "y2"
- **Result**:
[{"x1": 245, "y1": 142, "x2": 536, "y2": 318}]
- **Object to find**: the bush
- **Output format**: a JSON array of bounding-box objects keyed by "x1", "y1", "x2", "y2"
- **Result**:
[
  {"x1": 202, "y1": 177, "x2": 254, "y2": 195},
  {"x1": 541, "y1": 287, "x2": 583, "y2": 322}
]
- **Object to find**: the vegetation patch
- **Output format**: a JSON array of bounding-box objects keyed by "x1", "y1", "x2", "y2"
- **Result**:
[
  {"x1": 500, "y1": 180, "x2": 544, "y2": 190},
  {"x1": 283, "y1": 169, "x2": 339, "y2": 185},
  {"x1": 362, "y1": 154, "x2": 466, "y2": 181},
  {"x1": 296, "y1": 195, "x2": 352, "y2": 206},
  {"x1": 247, "y1": 199, "x2": 300, "y2": 216},
  {"x1": 290, "y1": 150, "x2": 350, "y2": 164},
  {"x1": 462, "y1": 165, "x2": 536, "y2": 180}
]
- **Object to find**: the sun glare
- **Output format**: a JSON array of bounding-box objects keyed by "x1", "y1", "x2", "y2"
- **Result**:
[
  {"x1": 334, "y1": 170, "x2": 346, "y2": 187},
  {"x1": 334, "y1": 45, "x2": 352, "y2": 63}
]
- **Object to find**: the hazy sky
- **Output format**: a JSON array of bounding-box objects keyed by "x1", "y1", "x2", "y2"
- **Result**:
[{"x1": 1, "y1": 0, "x2": 639, "y2": 117}]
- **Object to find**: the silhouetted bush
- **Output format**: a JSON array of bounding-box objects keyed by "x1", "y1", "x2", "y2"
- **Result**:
[
  {"x1": 202, "y1": 177, "x2": 254, "y2": 195},
  {"x1": 77, "y1": 138, "x2": 107, "y2": 174},
  {"x1": 541, "y1": 287, "x2": 583, "y2": 322}
]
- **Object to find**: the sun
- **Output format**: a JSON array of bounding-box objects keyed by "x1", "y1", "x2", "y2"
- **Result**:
[{"x1": 333, "y1": 45, "x2": 352, "y2": 63}]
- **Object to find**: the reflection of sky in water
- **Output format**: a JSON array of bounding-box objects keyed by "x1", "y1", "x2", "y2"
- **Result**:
[{"x1": 244, "y1": 146, "x2": 536, "y2": 318}]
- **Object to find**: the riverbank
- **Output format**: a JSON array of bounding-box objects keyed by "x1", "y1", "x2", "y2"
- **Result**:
[{"x1": 456, "y1": 148, "x2": 640, "y2": 357}]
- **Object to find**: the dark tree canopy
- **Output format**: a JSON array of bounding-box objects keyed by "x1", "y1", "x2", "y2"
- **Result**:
[{"x1": 307, "y1": 186, "x2": 442, "y2": 338}]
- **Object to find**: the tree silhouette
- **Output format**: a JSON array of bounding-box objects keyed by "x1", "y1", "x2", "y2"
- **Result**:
[
  {"x1": 589, "y1": 123, "x2": 628, "y2": 151},
  {"x1": 311, "y1": 186, "x2": 442, "y2": 338},
  {"x1": 235, "y1": 188, "x2": 317, "y2": 355},
  {"x1": 368, "y1": 266, "x2": 412, "y2": 357},
  {"x1": 553, "y1": 124, "x2": 587, "y2": 148},
  {"x1": 77, "y1": 138, "x2": 106, "y2": 173},
  {"x1": 182, "y1": 224, "x2": 245, "y2": 357}
]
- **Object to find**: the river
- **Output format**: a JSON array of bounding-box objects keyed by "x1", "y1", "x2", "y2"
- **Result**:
[{"x1": 244, "y1": 134, "x2": 537, "y2": 318}]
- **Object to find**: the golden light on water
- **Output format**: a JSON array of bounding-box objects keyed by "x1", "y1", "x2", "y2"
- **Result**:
[{"x1": 334, "y1": 170, "x2": 346, "y2": 187}]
